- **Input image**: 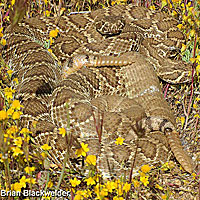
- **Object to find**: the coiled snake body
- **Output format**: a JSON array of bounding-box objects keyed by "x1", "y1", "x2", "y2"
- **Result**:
[{"x1": 2, "y1": 4, "x2": 194, "y2": 177}]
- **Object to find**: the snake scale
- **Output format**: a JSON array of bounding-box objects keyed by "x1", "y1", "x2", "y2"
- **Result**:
[{"x1": 2, "y1": 4, "x2": 194, "y2": 177}]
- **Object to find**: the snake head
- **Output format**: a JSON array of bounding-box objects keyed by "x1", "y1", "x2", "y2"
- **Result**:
[{"x1": 95, "y1": 15, "x2": 125, "y2": 37}]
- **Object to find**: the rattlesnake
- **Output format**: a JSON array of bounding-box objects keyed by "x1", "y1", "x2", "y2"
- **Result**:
[{"x1": 2, "y1": 4, "x2": 194, "y2": 177}]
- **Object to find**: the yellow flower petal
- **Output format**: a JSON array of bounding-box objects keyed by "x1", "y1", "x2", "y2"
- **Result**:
[
  {"x1": 75, "y1": 143, "x2": 89, "y2": 157},
  {"x1": 12, "y1": 111, "x2": 22, "y2": 120},
  {"x1": 0, "y1": 110, "x2": 7, "y2": 120},
  {"x1": 49, "y1": 29, "x2": 59, "y2": 38},
  {"x1": 141, "y1": 164, "x2": 151, "y2": 173},
  {"x1": 41, "y1": 144, "x2": 51, "y2": 151},
  {"x1": 59, "y1": 127, "x2": 66, "y2": 137},
  {"x1": 115, "y1": 137, "x2": 124, "y2": 145},
  {"x1": 70, "y1": 178, "x2": 81, "y2": 187},
  {"x1": 24, "y1": 166, "x2": 35, "y2": 174},
  {"x1": 84, "y1": 177, "x2": 95, "y2": 186},
  {"x1": 123, "y1": 182, "x2": 131, "y2": 193},
  {"x1": 12, "y1": 147, "x2": 24, "y2": 157},
  {"x1": 140, "y1": 176, "x2": 149, "y2": 186},
  {"x1": 12, "y1": 100, "x2": 23, "y2": 110},
  {"x1": 85, "y1": 155, "x2": 96, "y2": 166}
]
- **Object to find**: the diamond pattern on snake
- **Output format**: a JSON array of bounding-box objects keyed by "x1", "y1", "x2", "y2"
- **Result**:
[{"x1": 2, "y1": 4, "x2": 194, "y2": 177}]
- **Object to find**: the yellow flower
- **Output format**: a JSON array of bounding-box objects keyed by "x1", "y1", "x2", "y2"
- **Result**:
[
  {"x1": 84, "y1": 177, "x2": 95, "y2": 186},
  {"x1": 7, "y1": 70, "x2": 13, "y2": 76},
  {"x1": 132, "y1": 179, "x2": 140, "y2": 188},
  {"x1": 49, "y1": 29, "x2": 59, "y2": 38},
  {"x1": 59, "y1": 127, "x2": 66, "y2": 137},
  {"x1": 13, "y1": 78, "x2": 19, "y2": 84},
  {"x1": 1, "y1": 38, "x2": 6, "y2": 46},
  {"x1": 177, "y1": 24, "x2": 183, "y2": 29},
  {"x1": 140, "y1": 176, "x2": 149, "y2": 186},
  {"x1": 85, "y1": 155, "x2": 96, "y2": 166},
  {"x1": 44, "y1": 10, "x2": 51, "y2": 17},
  {"x1": 70, "y1": 178, "x2": 81, "y2": 187},
  {"x1": 141, "y1": 165, "x2": 151, "y2": 173},
  {"x1": 114, "y1": 180, "x2": 123, "y2": 196},
  {"x1": 12, "y1": 182, "x2": 22, "y2": 192},
  {"x1": 24, "y1": 166, "x2": 35, "y2": 174},
  {"x1": 105, "y1": 181, "x2": 115, "y2": 193},
  {"x1": 7, "y1": 125, "x2": 18, "y2": 135},
  {"x1": 11, "y1": 0, "x2": 15, "y2": 6},
  {"x1": 26, "y1": 178, "x2": 36, "y2": 184},
  {"x1": 12, "y1": 111, "x2": 22, "y2": 120},
  {"x1": 123, "y1": 182, "x2": 131, "y2": 193},
  {"x1": 20, "y1": 128, "x2": 31, "y2": 134},
  {"x1": 0, "y1": 110, "x2": 7, "y2": 120},
  {"x1": 19, "y1": 176, "x2": 27, "y2": 188},
  {"x1": 113, "y1": 179, "x2": 121, "y2": 189},
  {"x1": 14, "y1": 137, "x2": 23, "y2": 147},
  {"x1": 75, "y1": 142, "x2": 89, "y2": 157},
  {"x1": 4, "y1": 87, "x2": 15, "y2": 99},
  {"x1": 100, "y1": 188, "x2": 108, "y2": 197},
  {"x1": 74, "y1": 194, "x2": 82, "y2": 200},
  {"x1": 12, "y1": 147, "x2": 24, "y2": 157},
  {"x1": 41, "y1": 144, "x2": 51, "y2": 151},
  {"x1": 75, "y1": 190, "x2": 90, "y2": 200},
  {"x1": 115, "y1": 137, "x2": 124, "y2": 145},
  {"x1": 155, "y1": 184, "x2": 163, "y2": 190},
  {"x1": 12, "y1": 100, "x2": 23, "y2": 110},
  {"x1": 7, "y1": 108, "x2": 14, "y2": 116},
  {"x1": 47, "y1": 180, "x2": 53, "y2": 188}
]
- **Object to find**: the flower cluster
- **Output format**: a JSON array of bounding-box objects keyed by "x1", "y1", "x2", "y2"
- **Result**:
[
  {"x1": 177, "y1": 2, "x2": 200, "y2": 72},
  {"x1": 0, "y1": 27, "x2": 6, "y2": 46},
  {"x1": 71, "y1": 177, "x2": 132, "y2": 199},
  {"x1": 0, "y1": 68, "x2": 38, "y2": 192}
]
